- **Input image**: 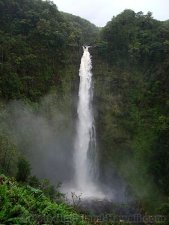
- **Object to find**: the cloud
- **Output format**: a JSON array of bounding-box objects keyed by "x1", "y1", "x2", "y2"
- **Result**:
[{"x1": 54, "y1": 0, "x2": 169, "y2": 26}]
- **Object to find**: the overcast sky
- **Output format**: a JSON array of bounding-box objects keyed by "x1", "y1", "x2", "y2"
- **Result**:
[{"x1": 54, "y1": 0, "x2": 169, "y2": 27}]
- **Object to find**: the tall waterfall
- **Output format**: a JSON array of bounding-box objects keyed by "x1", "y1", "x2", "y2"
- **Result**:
[{"x1": 74, "y1": 46, "x2": 100, "y2": 196}]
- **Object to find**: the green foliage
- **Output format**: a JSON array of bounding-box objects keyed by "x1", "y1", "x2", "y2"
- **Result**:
[
  {"x1": 16, "y1": 157, "x2": 31, "y2": 182},
  {"x1": 0, "y1": 0, "x2": 168, "y2": 216},
  {"x1": 0, "y1": 0, "x2": 98, "y2": 101},
  {"x1": 0, "y1": 132, "x2": 17, "y2": 176},
  {"x1": 0, "y1": 175, "x2": 89, "y2": 225},
  {"x1": 38, "y1": 179, "x2": 64, "y2": 202},
  {"x1": 93, "y1": 10, "x2": 169, "y2": 212},
  {"x1": 0, "y1": 102, "x2": 18, "y2": 176},
  {"x1": 61, "y1": 12, "x2": 99, "y2": 46},
  {"x1": 154, "y1": 203, "x2": 169, "y2": 225},
  {"x1": 100, "y1": 10, "x2": 168, "y2": 67}
]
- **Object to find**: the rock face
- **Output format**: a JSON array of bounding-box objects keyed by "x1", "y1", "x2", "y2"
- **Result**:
[
  {"x1": 79, "y1": 199, "x2": 137, "y2": 214},
  {"x1": 78, "y1": 199, "x2": 145, "y2": 225}
]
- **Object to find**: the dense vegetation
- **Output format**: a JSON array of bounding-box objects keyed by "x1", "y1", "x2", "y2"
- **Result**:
[
  {"x1": 61, "y1": 12, "x2": 99, "y2": 46},
  {"x1": 0, "y1": 0, "x2": 169, "y2": 222},
  {"x1": 0, "y1": 175, "x2": 90, "y2": 225},
  {"x1": 0, "y1": 0, "x2": 98, "y2": 100},
  {"x1": 93, "y1": 9, "x2": 169, "y2": 211}
]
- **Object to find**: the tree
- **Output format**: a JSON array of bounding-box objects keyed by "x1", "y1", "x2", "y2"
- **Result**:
[{"x1": 16, "y1": 157, "x2": 31, "y2": 182}]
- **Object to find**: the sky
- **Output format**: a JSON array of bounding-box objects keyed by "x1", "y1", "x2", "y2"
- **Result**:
[{"x1": 54, "y1": 0, "x2": 169, "y2": 27}]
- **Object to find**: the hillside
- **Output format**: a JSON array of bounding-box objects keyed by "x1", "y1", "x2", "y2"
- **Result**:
[
  {"x1": 0, "y1": 0, "x2": 169, "y2": 221},
  {"x1": 0, "y1": 0, "x2": 98, "y2": 100},
  {"x1": 92, "y1": 9, "x2": 169, "y2": 210},
  {"x1": 61, "y1": 12, "x2": 99, "y2": 46}
]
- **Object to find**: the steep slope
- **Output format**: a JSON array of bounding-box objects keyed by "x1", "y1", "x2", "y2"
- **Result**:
[
  {"x1": 92, "y1": 10, "x2": 169, "y2": 209},
  {"x1": 61, "y1": 12, "x2": 99, "y2": 46},
  {"x1": 0, "y1": 0, "x2": 98, "y2": 100}
]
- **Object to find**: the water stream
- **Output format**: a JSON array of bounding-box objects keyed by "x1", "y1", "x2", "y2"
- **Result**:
[{"x1": 74, "y1": 46, "x2": 102, "y2": 198}]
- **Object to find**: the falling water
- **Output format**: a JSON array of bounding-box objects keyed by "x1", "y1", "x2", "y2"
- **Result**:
[{"x1": 74, "y1": 46, "x2": 102, "y2": 197}]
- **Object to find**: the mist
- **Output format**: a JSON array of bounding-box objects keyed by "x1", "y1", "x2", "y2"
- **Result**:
[
  {"x1": 5, "y1": 94, "x2": 75, "y2": 185},
  {"x1": 0, "y1": 93, "x2": 128, "y2": 203}
]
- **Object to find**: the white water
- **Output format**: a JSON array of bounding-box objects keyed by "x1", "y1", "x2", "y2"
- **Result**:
[{"x1": 73, "y1": 46, "x2": 103, "y2": 198}]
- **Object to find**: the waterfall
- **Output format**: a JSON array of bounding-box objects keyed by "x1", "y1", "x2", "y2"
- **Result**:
[{"x1": 74, "y1": 46, "x2": 101, "y2": 197}]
